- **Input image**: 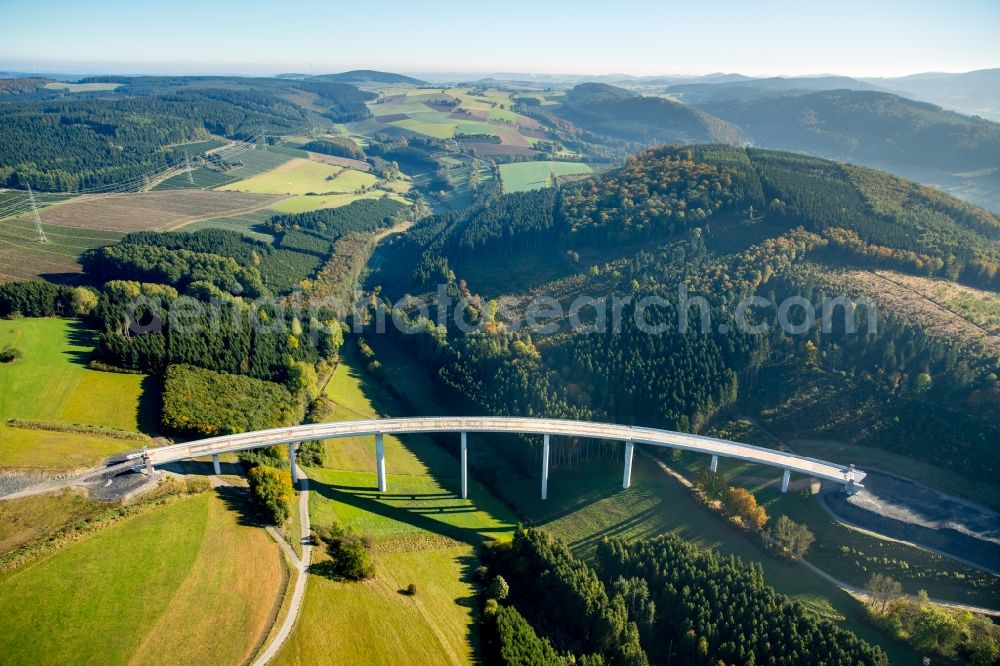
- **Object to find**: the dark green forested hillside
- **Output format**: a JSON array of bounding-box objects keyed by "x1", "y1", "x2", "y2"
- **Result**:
[
  {"x1": 479, "y1": 527, "x2": 886, "y2": 665},
  {"x1": 690, "y1": 90, "x2": 1000, "y2": 212},
  {"x1": 0, "y1": 77, "x2": 374, "y2": 191},
  {"x1": 699, "y1": 90, "x2": 1000, "y2": 172},
  {"x1": 554, "y1": 83, "x2": 745, "y2": 146},
  {"x1": 375, "y1": 145, "x2": 1000, "y2": 482}
]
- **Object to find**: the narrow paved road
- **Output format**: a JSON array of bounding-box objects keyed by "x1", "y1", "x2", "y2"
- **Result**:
[{"x1": 253, "y1": 465, "x2": 312, "y2": 665}]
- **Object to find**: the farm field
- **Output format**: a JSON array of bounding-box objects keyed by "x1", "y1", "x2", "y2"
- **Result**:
[
  {"x1": 274, "y1": 547, "x2": 476, "y2": 666},
  {"x1": 152, "y1": 144, "x2": 293, "y2": 191},
  {"x1": 0, "y1": 489, "x2": 100, "y2": 556},
  {"x1": 0, "y1": 213, "x2": 122, "y2": 282},
  {"x1": 270, "y1": 191, "x2": 408, "y2": 215},
  {"x1": 0, "y1": 490, "x2": 285, "y2": 666},
  {"x1": 367, "y1": 86, "x2": 543, "y2": 148},
  {"x1": 0, "y1": 318, "x2": 155, "y2": 434},
  {"x1": 219, "y1": 157, "x2": 344, "y2": 195},
  {"x1": 42, "y1": 81, "x2": 122, "y2": 93},
  {"x1": 0, "y1": 424, "x2": 142, "y2": 470},
  {"x1": 498, "y1": 160, "x2": 593, "y2": 191},
  {"x1": 38, "y1": 190, "x2": 288, "y2": 232},
  {"x1": 275, "y1": 347, "x2": 516, "y2": 664}
]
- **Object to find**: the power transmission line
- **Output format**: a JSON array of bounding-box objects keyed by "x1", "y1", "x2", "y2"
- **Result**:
[{"x1": 28, "y1": 185, "x2": 47, "y2": 243}]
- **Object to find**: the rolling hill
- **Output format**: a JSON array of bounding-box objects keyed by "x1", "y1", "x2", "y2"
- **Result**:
[
  {"x1": 867, "y1": 68, "x2": 1000, "y2": 122},
  {"x1": 311, "y1": 70, "x2": 426, "y2": 86},
  {"x1": 383, "y1": 144, "x2": 1000, "y2": 484},
  {"x1": 553, "y1": 82, "x2": 745, "y2": 145},
  {"x1": 695, "y1": 90, "x2": 1000, "y2": 212}
]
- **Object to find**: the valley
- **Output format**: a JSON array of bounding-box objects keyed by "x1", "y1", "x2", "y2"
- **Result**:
[{"x1": 1, "y1": 41, "x2": 1000, "y2": 666}]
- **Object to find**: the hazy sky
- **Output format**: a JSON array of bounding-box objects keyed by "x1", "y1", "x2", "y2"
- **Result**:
[{"x1": 1, "y1": 0, "x2": 997, "y2": 77}]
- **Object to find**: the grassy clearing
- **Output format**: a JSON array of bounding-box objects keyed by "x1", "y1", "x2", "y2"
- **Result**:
[
  {"x1": 0, "y1": 490, "x2": 284, "y2": 665},
  {"x1": 270, "y1": 191, "x2": 407, "y2": 215},
  {"x1": 128, "y1": 489, "x2": 286, "y2": 666},
  {"x1": 325, "y1": 169, "x2": 378, "y2": 192},
  {"x1": 275, "y1": 547, "x2": 477, "y2": 666},
  {"x1": 0, "y1": 494, "x2": 207, "y2": 664},
  {"x1": 43, "y1": 82, "x2": 122, "y2": 92},
  {"x1": 0, "y1": 424, "x2": 139, "y2": 469},
  {"x1": 498, "y1": 160, "x2": 593, "y2": 192},
  {"x1": 0, "y1": 489, "x2": 98, "y2": 556},
  {"x1": 220, "y1": 157, "x2": 342, "y2": 195},
  {"x1": 0, "y1": 318, "x2": 156, "y2": 434}
]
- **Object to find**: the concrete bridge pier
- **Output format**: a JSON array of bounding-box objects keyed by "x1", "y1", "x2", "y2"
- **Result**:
[
  {"x1": 288, "y1": 444, "x2": 298, "y2": 485},
  {"x1": 541, "y1": 433, "x2": 550, "y2": 500},
  {"x1": 460, "y1": 432, "x2": 468, "y2": 500},
  {"x1": 212, "y1": 454, "x2": 221, "y2": 476},
  {"x1": 145, "y1": 457, "x2": 154, "y2": 477},
  {"x1": 781, "y1": 468, "x2": 791, "y2": 493},
  {"x1": 710, "y1": 455, "x2": 719, "y2": 474},
  {"x1": 375, "y1": 433, "x2": 386, "y2": 492},
  {"x1": 622, "y1": 440, "x2": 635, "y2": 489}
]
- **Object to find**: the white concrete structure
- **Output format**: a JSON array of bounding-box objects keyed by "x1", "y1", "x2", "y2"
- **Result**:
[
  {"x1": 460, "y1": 432, "x2": 468, "y2": 500},
  {"x1": 541, "y1": 433, "x2": 551, "y2": 500},
  {"x1": 131, "y1": 417, "x2": 865, "y2": 498},
  {"x1": 622, "y1": 440, "x2": 635, "y2": 488},
  {"x1": 375, "y1": 433, "x2": 386, "y2": 492}
]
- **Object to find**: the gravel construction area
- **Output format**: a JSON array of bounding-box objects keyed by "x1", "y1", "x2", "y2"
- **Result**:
[
  {"x1": 0, "y1": 470, "x2": 54, "y2": 496},
  {"x1": 823, "y1": 469, "x2": 1000, "y2": 572}
]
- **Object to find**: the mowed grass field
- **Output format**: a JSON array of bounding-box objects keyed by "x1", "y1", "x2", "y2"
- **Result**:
[
  {"x1": 217, "y1": 155, "x2": 396, "y2": 214},
  {"x1": 0, "y1": 318, "x2": 157, "y2": 469},
  {"x1": 0, "y1": 490, "x2": 285, "y2": 665},
  {"x1": 276, "y1": 347, "x2": 516, "y2": 665},
  {"x1": 270, "y1": 191, "x2": 409, "y2": 215},
  {"x1": 0, "y1": 318, "x2": 152, "y2": 431},
  {"x1": 220, "y1": 157, "x2": 343, "y2": 195},
  {"x1": 498, "y1": 160, "x2": 593, "y2": 192}
]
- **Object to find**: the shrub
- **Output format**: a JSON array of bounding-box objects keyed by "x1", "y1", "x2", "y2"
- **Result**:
[
  {"x1": 247, "y1": 464, "x2": 294, "y2": 525},
  {"x1": 185, "y1": 478, "x2": 212, "y2": 494},
  {"x1": 487, "y1": 575, "x2": 510, "y2": 601},
  {"x1": 404, "y1": 583, "x2": 417, "y2": 596},
  {"x1": 722, "y1": 486, "x2": 768, "y2": 531},
  {"x1": 768, "y1": 515, "x2": 815, "y2": 560},
  {"x1": 0, "y1": 345, "x2": 23, "y2": 363},
  {"x1": 296, "y1": 440, "x2": 326, "y2": 467},
  {"x1": 314, "y1": 523, "x2": 375, "y2": 580}
]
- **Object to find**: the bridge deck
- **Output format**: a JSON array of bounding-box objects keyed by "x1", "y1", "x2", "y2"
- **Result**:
[{"x1": 139, "y1": 417, "x2": 864, "y2": 486}]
